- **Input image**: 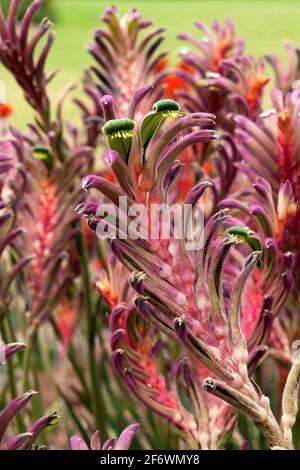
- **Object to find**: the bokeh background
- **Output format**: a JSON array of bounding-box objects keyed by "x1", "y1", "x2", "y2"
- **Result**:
[{"x1": 1, "y1": 0, "x2": 300, "y2": 128}]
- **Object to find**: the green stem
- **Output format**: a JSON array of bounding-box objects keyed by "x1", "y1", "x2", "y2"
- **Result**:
[
  {"x1": 56, "y1": 386, "x2": 90, "y2": 444},
  {"x1": 68, "y1": 345, "x2": 91, "y2": 401},
  {"x1": 38, "y1": 331, "x2": 89, "y2": 443},
  {"x1": 49, "y1": 319, "x2": 91, "y2": 402},
  {"x1": 22, "y1": 335, "x2": 34, "y2": 393},
  {"x1": 77, "y1": 228, "x2": 105, "y2": 439},
  {"x1": 32, "y1": 345, "x2": 48, "y2": 447}
]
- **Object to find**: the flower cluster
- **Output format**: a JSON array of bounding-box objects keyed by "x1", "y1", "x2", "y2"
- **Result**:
[
  {"x1": 1, "y1": 0, "x2": 300, "y2": 452},
  {"x1": 75, "y1": 5, "x2": 167, "y2": 147}
]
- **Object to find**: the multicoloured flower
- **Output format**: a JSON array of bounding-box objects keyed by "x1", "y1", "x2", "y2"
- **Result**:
[{"x1": 0, "y1": 342, "x2": 59, "y2": 450}]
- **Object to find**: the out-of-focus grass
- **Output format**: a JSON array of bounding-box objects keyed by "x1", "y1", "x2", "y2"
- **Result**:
[{"x1": 2, "y1": 0, "x2": 300, "y2": 128}]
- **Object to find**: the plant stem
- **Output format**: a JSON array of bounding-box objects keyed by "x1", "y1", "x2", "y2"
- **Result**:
[
  {"x1": 38, "y1": 327, "x2": 89, "y2": 443},
  {"x1": 49, "y1": 318, "x2": 91, "y2": 401},
  {"x1": 77, "y1": 227, "x2": 105, "y2": 439},
  {"x1": 256, "y1": 413, "x2": 292, "y2": 450},
  {"x1": 22, "y1": 335, "x2": 34, "y2": 393},
  {"x1": 32, "y1": 344, "x2": 48, "y2": 447}
]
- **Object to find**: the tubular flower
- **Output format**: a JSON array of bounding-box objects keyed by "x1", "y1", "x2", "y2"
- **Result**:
[
  {"x1": 70, "y1": 423, "x2": 139, "y2": 450},
  {"x1": 233, "y1": 88, "x2": 300, "y2": 291},
  {"x1": 178, "y1": 53, "x2": 269, "y2": 131},
  {"x1": 79, "y1": 96, "x2": 298, "y2": 449},
  {"x1": 0, "y1": 139, "x2": 31, "y2": 316},
  {"x1": 78, "y1": 96, "x2": 218, "y2": 210},
  {"x1": 110, "y1": 305, "x2": 200, "y2": 445},
  {"x1": 206, "y1": 55, "x2": 270, "y2": 120},
  {"x1": 95, "y1": 254, "x2": 134, "y2": 308},
  {"x1": 172, "y1": 360, "x2": 237, "y2": 449},
  {"x1": 266, "y1": 41, "x2": 300, "y2": 94},
  {"x1": 1, "y1": 341, "x2": 25, "y2": 364},
  {"x1": 220, "y1": 180, "x2": 294, "y2": 360},
  {"x1": 154, "y1": 59, "x2": 192, "y2": 100},
  {"x1": 175, "y1": 19, "x2": 245, "y2": 125},
  {"x1": 0, "y1": 342, "x2": 59, "y2": 450},
  {"x1": 110, "y1": 304, "x2": 237, "y2": 449},
  {"x1": 7, "y1": 131, "x2": 90, "y2": 338},
  {"x1": 0, "y1": 0, "x2": 94, "y2": 336},
  {"x1": 0, "y1": 0, "x2": 54, "y2": 128},
  {"x1": 76, "y1": 6, "x2": 168, "y2": 146},
  {"x1": 178, "y1": 18, "x2": 244, "y2": 75},
  {"x1": 55, "y1": 297, "x2": 77, "y2": 351}
]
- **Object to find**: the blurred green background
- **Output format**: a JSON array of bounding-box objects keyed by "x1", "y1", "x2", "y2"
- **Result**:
[{"x1": 1, "y1": 0, "x2": 300, "y2": 128}]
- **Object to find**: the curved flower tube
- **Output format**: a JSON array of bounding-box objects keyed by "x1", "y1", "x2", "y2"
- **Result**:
[
  {"x1": 0, "y1": 0, "x2": 54, "y2": 128},
  {"x1": 233, "y1": 88, "x2": 300, "y2": 294},
  {"x1": 70, "y1": 423, "x2": 140, "y2": 450},
  {"x1": 0, "y1": 342, "x2": 59, "y2": 450},
  {"x1": 79, "y1": 95, "x2": 299, "y2": 449},
  {"x1": 178, "y1": 18, "x2": 244, "y2": 76},
  {"x1": 0, "y1": 1, "x2": 94, "y2": 338},
  {"x1": 266, "y1": 41, "x2": 300, "y2": 94},
  {"x1": 0, "y1": 139, "x2": 31, "y2": 317}
]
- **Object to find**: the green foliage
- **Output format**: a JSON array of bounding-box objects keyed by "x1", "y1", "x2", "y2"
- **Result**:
[{"x1": 0, "y1": 0, "x2": 55, "y2": 22}]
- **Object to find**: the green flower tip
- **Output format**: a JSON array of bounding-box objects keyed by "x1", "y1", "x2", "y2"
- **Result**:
[
  {"x1": 153, "y1": 99, "x2": 181, "y2": 117},
  {"x1": 227, "y1": 225, "x2": 262, "y2": 259},
  {"x1": 227, "y1": 226, "x2": 254, "y2": 238},
  {"x1": 102, "y1": 118, "x2": 136, "y2": 139},
  {"x1": 33, "y1": 144, "x2": 51, "y2": 160}
]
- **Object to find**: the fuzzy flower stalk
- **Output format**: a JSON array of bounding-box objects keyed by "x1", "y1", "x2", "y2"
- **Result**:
[
  {"x1": 0, "y1": 139, "x2": 31, "y2": 317},
  {"x1": 0, "y1": 0, "x2": 94, "y2": 340},
  {"x1": 76, "y1": 5, "x2": 168, "y2": 147},
  {"x1": 233, "y1": 87, "x2": 300, "y2": 298},
  {"x1": 79, "y1": 92, "x2": 299, "y2": 449},
  {"x1": 0, "y1": 0, "x2": 54, "y2": 129}
]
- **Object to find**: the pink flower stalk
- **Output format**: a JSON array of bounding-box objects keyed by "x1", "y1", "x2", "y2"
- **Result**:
[
  {"x1": 0, "y1": 1, "x2": 94, "y2": 336},
  {"x1": 177, "y1": 18, "x2": 244, "y2": 76},
  {"x1": 177, "y1": 39, "x2": 269, "y2": 131},
  {"x1": 110, "y1": 304, "x2": 239, "y2": 449},
  {"x1": 4, "y1": 132, "x2": 89, "y2": 338},
  {"x1": 0, "y1": 140, "x2": 32, "y2": 316},
  {"x1": 76, "y1": 6, "x2": 168, "y2": 147},
  {"x1": 110, "y1": 305, "x2": 199, "y2": 443},
  {"x1": 96, "y1": 231, "x2": 237, "y2": 448},
  {"x1": 206, "y1": 55, "x2": 270, "y2": 120},
  {"x1": 0, "y1": 342, "x2": 59, "y2": 450},
  {"x1": 70, "y1": 423, "x2": 139, "y2": 450},
  {"x1": 0, "y1": 0, "x2": 54, "y2": 128},
  {"x1": 220, "y1": 180, "x2": 294, "y2": 339},
  {"x1": 233, "y1": 88, "x2": 300, "y2": 294},
  {"x1": 266, "y1": 41, "x2": 300, "y2": 94},
  {"x1": 79, "y1": 94, "x2": 299, "y2": 449}
]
